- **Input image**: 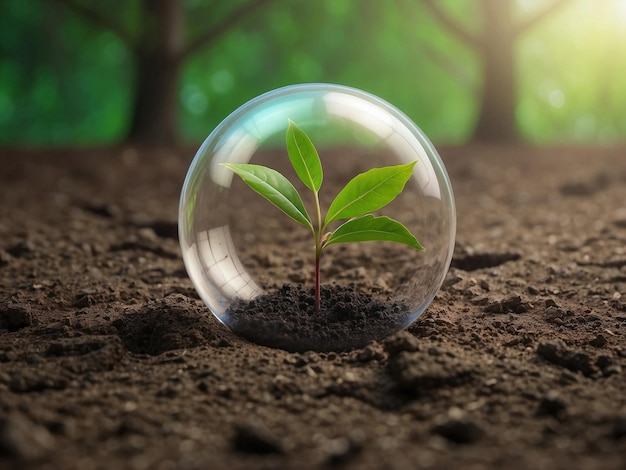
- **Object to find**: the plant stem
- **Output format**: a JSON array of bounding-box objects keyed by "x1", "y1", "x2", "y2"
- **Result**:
[
  {"x1": 313, "y1": 190, "x2": 323, "y2": 312},
  {"x1": 315, "y1": 250, "x2": 321, "y2": 312}
]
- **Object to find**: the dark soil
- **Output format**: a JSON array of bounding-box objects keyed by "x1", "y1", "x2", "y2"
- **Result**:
[
  {"x1": 1, "y1": 144, "x2": 626, "y2": 470},
  {"x1": 227, "y1": 284, "x2": 409, "y2": 352}
]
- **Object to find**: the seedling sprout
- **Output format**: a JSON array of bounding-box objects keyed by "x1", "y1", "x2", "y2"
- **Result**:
[{"x1": 222, "y1": 120, "x2": 425, "y2": 312}]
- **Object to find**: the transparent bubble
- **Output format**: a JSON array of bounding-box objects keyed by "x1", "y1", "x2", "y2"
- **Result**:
[{"x1": 179, "y1": 84, "x2": 455, "y2": 352}]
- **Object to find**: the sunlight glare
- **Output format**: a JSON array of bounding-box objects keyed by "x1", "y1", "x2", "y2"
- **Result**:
[
  {"x1": 516, "y1": 0, "x2": 542, "y2": 12},
  {"x1": 617, "y1": 0, "x2": 626, "y2": 25},
  {"x1": 548, "y1": 90, "x2": 565, "y2": 108}
]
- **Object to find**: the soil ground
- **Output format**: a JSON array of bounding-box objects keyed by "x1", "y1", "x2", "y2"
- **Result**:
[{"x1": 1, "y1": 143, "x2": 625, "y2": 470}]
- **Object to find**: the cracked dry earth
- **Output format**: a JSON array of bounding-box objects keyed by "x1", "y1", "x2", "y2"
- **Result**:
[{"x1": 1, "y1": 144, "x2": 626, "y2": 470}]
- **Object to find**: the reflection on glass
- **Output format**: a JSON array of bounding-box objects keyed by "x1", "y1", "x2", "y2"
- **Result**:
[
  {"x1": 323, "y1": 91, "x2": 440, "y2": 198},
  {"x1": 197, "y1": 225, "x2": 261, "y2": 301}
]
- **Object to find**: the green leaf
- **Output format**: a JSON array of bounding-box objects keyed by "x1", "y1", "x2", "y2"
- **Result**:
[
  {"x1": 324, "y1": 215, "x2": 424, "y2": 250},
  {"x1": 286, "y1": 120, "x2": 323, "y2": 192},
  {"x1": 325, "y1": 161, "x2": 417, "y2": 226},
  {"x1": 222, "y1": 163, "x2": 312, "y2": 229}
]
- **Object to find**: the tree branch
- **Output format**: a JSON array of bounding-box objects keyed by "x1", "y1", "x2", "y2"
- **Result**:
[
  {"x1": 396, "y1": 0, "x2": 476, "y2": 90},
  {"x1": 516, "y1": 0, "x2": 570, "y2": 35},
  {"x1": 421, "y1": 0, "x2": 480, "y2": 50},
  {"x1": 51, "y1": 0, "x2": 136, "y2": 49},
  {"x1": 180, "y1": 0, "x2": 274, "y2": 61},
  {"x1": 413, "y1": 41, "x2": 477, "y2": 92}
]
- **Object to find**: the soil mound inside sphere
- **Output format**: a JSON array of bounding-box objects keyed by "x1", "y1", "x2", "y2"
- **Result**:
[{"x1": 226, "y1": 284, "x2": 409, "y2": 352}]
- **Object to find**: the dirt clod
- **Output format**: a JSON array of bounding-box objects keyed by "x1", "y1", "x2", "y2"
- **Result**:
[
  {"x1": 0, "y1": 303, "x2": 33, "y2": 332},
  {"x1": 232, "y1": 421, "x2": 284, "y2": 454},
  {"x1": 536, "y1": 340, "x2": 597, "y2": 377},
  {"x1": 432, "y1": 418, "x2": 484, "y2": 444}
]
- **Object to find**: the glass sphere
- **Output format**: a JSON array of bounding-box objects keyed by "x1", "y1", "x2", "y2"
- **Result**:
[{"x1": 179, "y1": 83, "x2": 455, "y2": 352}]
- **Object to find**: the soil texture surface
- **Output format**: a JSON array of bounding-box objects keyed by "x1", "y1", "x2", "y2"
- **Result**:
[
  {"x1": 1, "y1": 144, "x2": 626, "y2": 469},
  {"x1": 227, "y1": 284, "x2": 409, "y2": 352}
]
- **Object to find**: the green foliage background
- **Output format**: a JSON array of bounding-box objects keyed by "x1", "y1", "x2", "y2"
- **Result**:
[{"x1": 1, "y1": 0, "x2": 625, "y2": 146}]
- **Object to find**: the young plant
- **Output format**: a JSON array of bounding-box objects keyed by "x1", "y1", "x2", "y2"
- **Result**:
[{"x1": 222, "y1": 120, "x2": 424, "y2": 312}]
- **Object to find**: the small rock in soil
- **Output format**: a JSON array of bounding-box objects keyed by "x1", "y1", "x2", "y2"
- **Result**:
[
  {"x1": 432, "y1": 418, "x2": 484, "y2": 444},
  {"x1": 232, "y1": 421, "x2": 284, "y2": 454},
  {"x1": 383, "y1": 331, "x2": 421, "y2": 356},
  {"x1": 484, "y1": 295, "x2": 529, "y2": 314},
  {"x1": 527, "y1": 285, "x2": 541, "y2": 295},
  {"x1": 73, "y1": 294, "x2": 93, "y2": 308},
  {"x1": 0, "y1": 303, "x2": 33, "y2": 332},
  {"x1": 589, "y1": 334, "x2": 608, "y2": 348},
  {"x1": 536, "y1": 339, "x2": 596, "y2": 377},
  {"x1": 545, "y1": 298, "x2": 560, "y2": 308},
  {"x1": 353, "y1": 344, "x2": 384, "y2": 363}
]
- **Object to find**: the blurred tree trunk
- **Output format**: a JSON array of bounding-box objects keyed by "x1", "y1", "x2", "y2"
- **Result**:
[
  {"x1": 422, "y1": 0, "x2": 567, "y2": 142},
  {"x1": 53, "y1": 0, "x2": 273, "y2": 144},
  {"x1": 128, "y1": 0, "x2": 183, "y2": 144},
  {"x1": 130, "y1": 51, "x2": 181, "y2": 144},
  {"x1": 473, "y1": 0, "x2": 516, "y2": 142}
]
